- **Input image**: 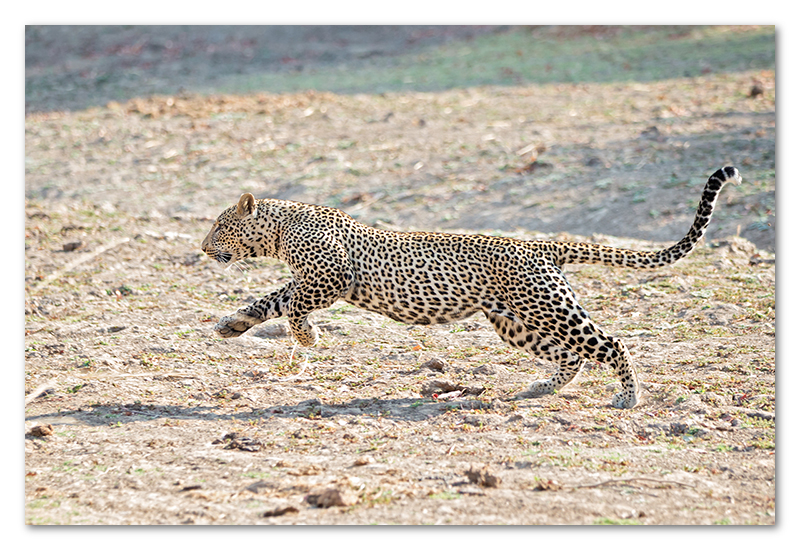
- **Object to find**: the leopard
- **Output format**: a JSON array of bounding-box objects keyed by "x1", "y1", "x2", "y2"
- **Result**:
[{"x1": 201, "y1": 166, "x2": 740, "y2": 409}]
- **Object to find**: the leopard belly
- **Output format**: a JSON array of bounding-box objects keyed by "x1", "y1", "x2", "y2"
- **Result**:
[{"x1": 341, "y1": 232, "x2": 495, "y2": 325}]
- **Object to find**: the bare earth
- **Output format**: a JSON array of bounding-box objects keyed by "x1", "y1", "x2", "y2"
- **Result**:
[{"x1": 24, "y1": 26, "x2": 775, "y2": 525}]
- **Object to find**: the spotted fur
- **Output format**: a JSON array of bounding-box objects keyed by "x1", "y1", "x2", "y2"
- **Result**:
[{"x1": 202, "y1": 166, "x2": 740, "y2": 408}]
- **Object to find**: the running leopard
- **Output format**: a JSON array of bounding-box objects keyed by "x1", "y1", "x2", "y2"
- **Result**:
[{"x1": 201, "y1": 166, "x2": 741, "y2": 408}]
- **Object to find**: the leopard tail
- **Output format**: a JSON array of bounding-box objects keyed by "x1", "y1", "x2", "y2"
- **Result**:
[{"x1": 548, "y1": 166, "x2": 741, "y2": 268}]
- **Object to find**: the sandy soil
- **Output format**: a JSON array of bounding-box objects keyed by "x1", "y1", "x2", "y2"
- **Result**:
[{"x1": 24, "y1": 25, "x2": 775, "y2": 525}]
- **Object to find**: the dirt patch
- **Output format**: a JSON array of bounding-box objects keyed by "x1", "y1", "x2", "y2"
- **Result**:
[{"x1": 25, "y1": 26, "x2": 774, "y2": 525}]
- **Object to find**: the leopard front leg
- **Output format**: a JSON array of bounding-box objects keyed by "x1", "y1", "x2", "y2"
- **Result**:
[
  {"x1": 214, "y1": 281, "x2": 295, "y2": 338},
  {"x1": 279, "y1": 229, "x2": 355, "y2": 348},
  {"x1": 284, "y1": 281, "x2": 348, "y2": 347},
  {"x1": 287, "y1": 311, "x2": 320, "y2": 347}
]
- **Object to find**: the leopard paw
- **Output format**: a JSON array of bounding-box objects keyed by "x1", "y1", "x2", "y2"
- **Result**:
[
  {"x1": 526, "y1": 379, "x2": 556, "y2": 397},
  {"x1": 291, "y1": 325, "x2": 320, "y2": 347},
  {"x1": 214, "y1": 313, "x2": 260, "y2": 338},
  {"x1": 611, "y1": 389, "x2": 639, "y2": 409}
]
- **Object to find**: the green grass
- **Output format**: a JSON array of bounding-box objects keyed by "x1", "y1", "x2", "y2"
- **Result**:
[
  {"x1": 593, "y1": 517, "x2": 642, "y2": 525},
  {"x1": 220, "y1": 26, "x2": 774, "y2": 95},
  {"x1": 428, "y1": 491, "x2": 461, "y2": 500},
  {"x1": 27, "y1": 26, "x2": 773, "y2": 113}
]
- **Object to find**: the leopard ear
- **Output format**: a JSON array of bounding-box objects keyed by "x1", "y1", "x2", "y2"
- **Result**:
[{"x1": 236, "y1": 193, "x2": 256, "y2": 218}]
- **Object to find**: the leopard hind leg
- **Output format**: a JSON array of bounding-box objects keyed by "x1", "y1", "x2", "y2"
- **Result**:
[
  {"x1": 528, "y1": 309, "x2": 639, "y2": 409},
  {"x1": 506, "y1": 259, "x2": 640, "y2": 408},
  {"x1": 525, "y1": 339, "x2": 588, "y2": 397},
  {"x1": 484, "y1": 308, "x2": 587, "y2": 397}
]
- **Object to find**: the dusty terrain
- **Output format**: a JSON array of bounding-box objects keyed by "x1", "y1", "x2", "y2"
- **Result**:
[{"x1": 24, "y1": 25, "x2": 775, "y2": 525}]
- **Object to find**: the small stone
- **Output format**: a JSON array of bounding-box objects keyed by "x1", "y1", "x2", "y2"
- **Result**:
[
  {"x1": 463, "y1": 414, "x2": 502, "y2": 426},
  {"x1": 250, "y1": 324, "x2": 288, "y2": 339},
  {"x1": 420, "y1": 358, "x2": 448, "y2": 372},
  {"x1": 28, "y1": 424, "x2": 54, "y2": 437},
  {"x1": 465, "y1": 464, "x2": 501, "y2": 488},
  {"x1": 62, "y1": 241, "x2": 84, "y2": 252},
  {"x1": 420, "y1": 379, "x2": 461, "y2": 397},
  {"x1": 245, "y1": 480, "x2": 271, "y2": 494},
  {"x1": 290, "y1": 464, "x2": 325, "y2": 476},
  {"x1": 306, "y1": 486, "x2": 359, "y2": 508},
  {"x1": 532, "y1": 478, "x2": 561, "y2": 491},
  {"x1": 263, "y1": 505, "x2": 299, "y2": 517},
  {"x1": 471, "y1": 364, "x2": 506, "y2": 376},
  {"x1": 353, "y1": 456, "x2": 375, "y2": 466}
]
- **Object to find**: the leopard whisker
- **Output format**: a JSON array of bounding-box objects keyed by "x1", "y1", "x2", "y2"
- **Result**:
[{"x1": 233, "y1": 260, "x2": 251, "y2": 273}]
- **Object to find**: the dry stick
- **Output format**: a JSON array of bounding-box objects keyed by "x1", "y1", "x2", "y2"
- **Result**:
[
  {"x1": 73, "y1": 371, "x2": 197, "y2": 380},
  {"x1": 25, "y1": 371, "x2": 196, "y2": 405},
  {"x1": 25, "y1": 381, "x2": 57, "y2": 405},
  {"x1": 34, "y1": 237, "x2": 131, "y2": 289},
  {"x1": 119, "y1": 407, "x2": 162, "y2": 417},
  {"x1": 27, "y1": 238, "x2": 133, "y2": 403},
  {"x1": 570, "y1": 477, "x2": 695, "y2": 490}
]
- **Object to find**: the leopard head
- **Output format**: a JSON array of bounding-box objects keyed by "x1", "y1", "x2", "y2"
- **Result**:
[{"x1": 201, "y1": 193, "x2": 261, "y2": 266}]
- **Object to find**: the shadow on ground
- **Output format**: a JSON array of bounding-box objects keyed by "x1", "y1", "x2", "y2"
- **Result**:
[{"x1": 25, "y1": 394, "x2": 504, "y2": 428}]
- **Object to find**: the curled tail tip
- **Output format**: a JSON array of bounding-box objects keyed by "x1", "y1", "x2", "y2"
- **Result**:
[{"x1": 718, "y1": 166, "x2": 742, "y2": 186}]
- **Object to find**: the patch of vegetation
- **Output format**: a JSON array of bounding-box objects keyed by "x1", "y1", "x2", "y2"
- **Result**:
[{"x1": 593, "y1": 517, "x2": 642, "y2": 525}]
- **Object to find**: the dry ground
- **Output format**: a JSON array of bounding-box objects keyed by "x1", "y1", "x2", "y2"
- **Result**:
[{"x1": 24, "y1": 25, "x2": 775, "y2": 525}]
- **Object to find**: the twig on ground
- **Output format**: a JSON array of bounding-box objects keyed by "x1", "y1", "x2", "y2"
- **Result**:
[
  {"x1": 570, "y1": 477, "x2": 695, "y2": 490},
  {"x1": 73, "y1": 372, "x2": 196, "y2": 380},
  {"x1": 33, "y1": 237, "x2": 131, "y2": 289},
  {"x1": 25, "y1": 381, "x2": 57, "y2": 405}
]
